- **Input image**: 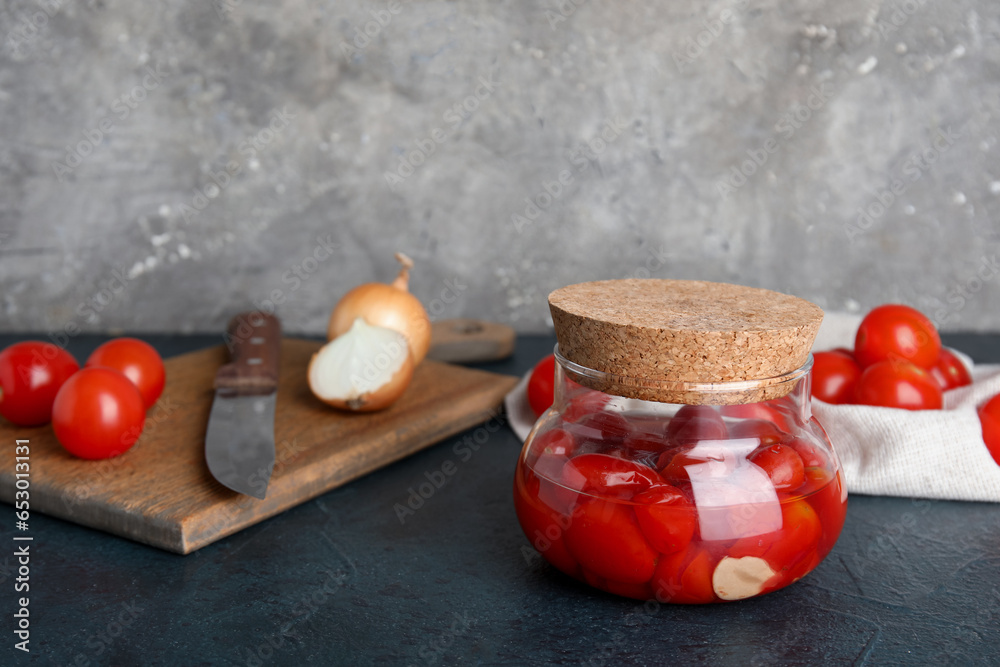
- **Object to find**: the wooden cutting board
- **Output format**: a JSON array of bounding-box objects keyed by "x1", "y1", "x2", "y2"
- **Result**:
[{"x1": 0, "y1": 338, "x2": 518, "y2": 554}]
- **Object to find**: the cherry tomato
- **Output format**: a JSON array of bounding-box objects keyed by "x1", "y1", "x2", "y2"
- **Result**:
[
  {"x1": 86, "y1": 338, "x2": 165, "y2": 409},
  {"x1": 658, "y1": 447, "x2": 695, "y2": 480},
  {"x1": 748, "y1": 443, "x2": 805, "y2": 491},
  {"x1": 728, "y1": 419, "x2": 788, "y2": 446},
  {"x1": 597, "y1": 445, "x2": 631, "y2": 460},
  {"x1": 532, "y1": 452, "x2": 581, "y2": 517},
  {"x1": 854, "y1": 304, "x2": 941, "y2": 369},
  {"x1": 513, "y1": 468, "x2": 579, "y2": 577},
  {"x1": 563, "y1": 498, "x2": 657, "y2": 584},
  {"x1": 811, "y1": 351, "x2": 862, "y2": 404},
  {"x1": 622, "y1": 433, "x2": 672, "y2": 458},
  {"x1": 730, "y1": 500, "x2": 821, "y2": 584},
  {"x1": 561, "y1": 453, "x2": 662, "y2": 499},
  {"x1": 531, "y1": 427, "x2": 578, "y2": 458},
  {"x1": 978, "y1": 394, "x2": 1000, "y2": 467},
  {"x1": 806, "y1": 470, "x2": 848, "y2": 554},
  {"x1": 581, "y1": 569, "x2": 607, "y2": 590},
  {"x1": 569, "y1": 411, "x2": 632, "y2": 445},
  {"x1": 773, "y1": 500, "x2": 823, "y2": 573},
  {"x1": 658, "y1": 441, "x2": 737, "y2": 482},
  {"x1": 652, "y1": 548, "x2": 716, "y2": 604},
  {"x1": 52, "y1": 367, "x2": 146, "y2": 459},
  {"x1": 796, "y1": 465, "x2": 832, "y2": 497},
  {"x1": 530, "y1": 449, "x2": 568, "y2": 481},
  {"x1": 788, "y1": 437, "x2": 827, "y2": 469},
  {"x1": 0, "y1": 341, "x2": 79, "y2": 426},
  {"x1": 854, "y1": 360, "x2": 943, "y2": 410},
  {"x1": 666, "y1": 405, "x2": 727, "y2": 446},
  {"x1": 930, "y1": 348, "x2": 972, "y2": 391},
  {"x1": 527, "y1": 354, "x2": 556, "y2": 417},
  {"x1": 761, "y1": 395, "x2": 806, "y2": 429},
  {"x1": 720, "y1": 401, "x2": 794, "y2": 433},
  {"x1": 562, "y1": 389, "x2": 612, "y2": 423},
  {"x1": 633, "y1": 485, "x2": 696, "y2": 554}
]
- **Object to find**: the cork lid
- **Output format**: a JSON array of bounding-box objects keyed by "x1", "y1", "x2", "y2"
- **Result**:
[{"x1": 548, "y1": 279, "x2": 824, "y2": 404}]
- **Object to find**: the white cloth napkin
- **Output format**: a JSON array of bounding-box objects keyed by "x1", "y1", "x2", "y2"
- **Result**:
[{"x1": 505, "y1": 312, "x2": 1000, "y2": 502}]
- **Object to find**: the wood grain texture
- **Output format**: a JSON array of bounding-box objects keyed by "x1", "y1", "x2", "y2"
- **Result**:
[
  {"x1": 0, "y1": 338, "x2": 518, "y2": 554},
  {"x1": 428, "y1": 319, "x2": 516, "y2": 363}
]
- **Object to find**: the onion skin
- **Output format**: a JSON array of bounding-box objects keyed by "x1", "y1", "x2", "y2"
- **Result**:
[
  {"x1": 327, "y1": 284, "x2": 431, "y2": 363},
  {"x1": 308, "y1": 344, "x2": 415, "y2": 412},
  {"x1": 326, "y1": 254, "x2": 431, "y2": 364}
]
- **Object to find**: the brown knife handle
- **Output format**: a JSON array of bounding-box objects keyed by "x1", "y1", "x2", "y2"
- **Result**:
[{"x1": 215, "y1": 312, "x2": 281, "y2": 395}]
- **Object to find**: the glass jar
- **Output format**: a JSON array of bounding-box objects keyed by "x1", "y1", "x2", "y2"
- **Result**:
[{"x1": 514, "y1": 347, "x2": 847, "y2": 603}]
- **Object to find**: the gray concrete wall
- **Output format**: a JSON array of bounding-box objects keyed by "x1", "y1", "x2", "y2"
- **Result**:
[{"x1": 0, "y1": 0, "x2": 998, "y2": 336}]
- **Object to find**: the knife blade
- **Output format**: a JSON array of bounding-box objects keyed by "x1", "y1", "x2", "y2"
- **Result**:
[{"x1": 205, "y1": 312, "x2": 281, "y2": 499}]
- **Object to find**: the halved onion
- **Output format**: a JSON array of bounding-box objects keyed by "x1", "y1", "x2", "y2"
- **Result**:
[
  {"x1": 309, "y1": 318, "x2": 414, "y2": 412},
  {"x1": 327, "y1": 253, "x2": 431, "y2": 364}
]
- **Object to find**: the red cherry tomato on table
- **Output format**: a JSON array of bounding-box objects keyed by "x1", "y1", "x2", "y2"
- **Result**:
[
  {"x1": 854, "y1": 304, "x2": 941, "y2": 369},
  {"x1": 86, "y1": 338, "x2": 165, "y2": 409},
  {"x1": 929, "y1": 348, "x2": 972, "y2": 391},
  {"x1": 527, "y1": 354, "x2": 556, "y2": 417},
  {"x1": 811, "y1": 351, "x2": 862, "y2": 404},
  {"x1": 978, "y1": 395, "x2": 1000, "y2": 467},
  {"x1": 854, "y1": 360, "x2": 943, "y2": 410},
  {"x1": 52, "y1": 367, "x2": 146, "y2": 459},
  {"x1": 0, "y1": 341, "x2": 79, "y2": 426}
]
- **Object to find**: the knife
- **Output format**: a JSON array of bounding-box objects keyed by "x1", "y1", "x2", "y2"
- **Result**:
[{"x1": 205, "y1": 312, "x2": 281, "y2": 499}]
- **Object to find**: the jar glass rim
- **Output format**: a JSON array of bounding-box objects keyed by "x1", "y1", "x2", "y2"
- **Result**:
[{"x1": 553, "y1": 343, "x2": 813, "y2": 398}]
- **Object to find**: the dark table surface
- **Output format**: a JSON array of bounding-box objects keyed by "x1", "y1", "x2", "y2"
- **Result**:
[{"x1": 2, "y1": 332, "x2": 999, "y2": 666}]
